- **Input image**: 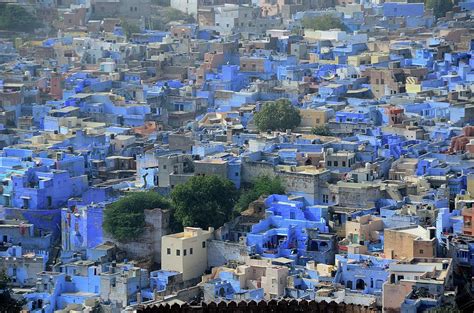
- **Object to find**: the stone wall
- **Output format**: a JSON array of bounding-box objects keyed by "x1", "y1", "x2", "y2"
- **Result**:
[
  {"x1": 331, "y1": 183, "x2": 382, "y2": 208},
  {"x1": 241, "y1": 160, "x2": 275, "y2": 184},
  {"x1": 103, "y1": 208, "x2": 170, "y2": 265},
  {"x1": 207, "y1": 240, "x2": 248, "y2": 268},
  {"x1": 241, "y1": 160, "x2": 331, "y2": 204}
]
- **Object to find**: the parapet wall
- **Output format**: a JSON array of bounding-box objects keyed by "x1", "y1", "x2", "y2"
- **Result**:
[{"x1": 139, "y1": 300, "x2": 378, "y2": 313}]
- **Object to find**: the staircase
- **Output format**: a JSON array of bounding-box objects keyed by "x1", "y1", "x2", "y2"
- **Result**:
[
  {"x1": 46, "y1": 245, "x2": 61, "y2": 271},
  {"x1": 385, "y1": 185, "x2": 403, "y2": 201}
]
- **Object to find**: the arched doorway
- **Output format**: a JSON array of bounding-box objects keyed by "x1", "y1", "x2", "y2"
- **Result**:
[
  {"x1": 219, "y1": 287, "x2": 226, "y2": 297},
  {"x1": 356, "y1": 279, "x2": 365, "y2": 290}
]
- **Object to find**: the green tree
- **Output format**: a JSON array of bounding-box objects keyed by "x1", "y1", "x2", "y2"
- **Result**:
[
  {"x1": 0, "y1": 4, "x2": 41, "y2": 33},
  {"x1": 103, "y1": 191, "x2": 172, "y2": 241},
  {"x1": 254, "y1": 99, "x2": 301, "y2": 132},
  {"x1": 150, "y1": 7, "x2": 195, "y2": 30},
  {"x1": 301, "y1": 15, "x2": 345, "y2": 31},
  {"x1": 120, "y1": 19, "x2": 141, "y2": 38},
  {"x1": 171, "y1": 175, "x2": 238, "y2": 229},
  {"x1": 425, "y1": 0, "x2": 454, "y2": 18},
  {"x1": 236, "y1": 175, "x2": 285, "y2": 212},
  {"x1": 311, "y1": 125, "x2": 333, "y2": 136},
  {"x1": 0, "y1": 269, "x2": 26, "y2": 312}
]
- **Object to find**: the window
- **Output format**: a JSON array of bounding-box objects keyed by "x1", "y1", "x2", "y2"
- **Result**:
[
  {"x1": 327, "y1": 161, "x2": 332, "y2": 166},
  {"x1": 334, "y1": 161, "x2": 338, "y2": 167},
  {"x1": 167, "y1": 248, "x2": 171, "y2": 255},
  {"x1": 419, "y1": 249, "x2": 424, "y2": 254},
  {"x1": 190, "y1": 248, "x2": 193, "y2": 255},
  {"x1": 23, "y1": 198, "x2": 29, "y2": 210},
  {"x1": 184, "y1": 249, "x2": 187, "y2": 256},
  {"x1": 342, "y1": 161, "x2": 346, "y2": 167},
  {"x1": 202, "y1": 241, "x2": 206, "y2": 248},
  {"x1": 176, "y1": 249, "x2": 180, "y2": 256}
]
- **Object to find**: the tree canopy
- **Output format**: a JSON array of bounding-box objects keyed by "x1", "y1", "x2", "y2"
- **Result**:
[
  {"x1": 150, "y1": 7, "x2": 195, "y2": 30},
  {"x1": 311, "y1": 125, "x2": 333, "y2": 136},
  {"x1": 254, "y1": 99, "x2": 301, "y2": 132},
  {"x1": 0, "y1": 270, "x2": 26, "y2": 312},
  {"x1": 0, "y1": 4, "x2": 41, "y2": 33},
  {"x1": 301, "y1": 15, "x2": 345, "y2": 31},
  {"x1": 425, "y1": 0, "x2": 454, "y2": 18},
  {"x1": 171, "y1": 175, "x2": 238, "y2": 229},
  {"x1": 236, "y1": 175, "x2": 285, "y2": 212},
  {"x1": 103, "y1": 191, "x2": 171, "y2": 241},
  {"x1": 120, "y1": 19, "x2": 141, "y2": 38}
]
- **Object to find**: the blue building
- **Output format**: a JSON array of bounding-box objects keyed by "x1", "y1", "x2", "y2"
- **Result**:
[
  {"x1": 335, "y1": 254, "x2": 395, "y2": 294},
  {"x1": 61, "y1": 204, "x2": 104, "y2": 261},
  {"x1": 383, "y1": 3, "x2": 424, "y2": 18},
  {"x1": 246, "y1": 195, "x2": 329, "y2": 264}
]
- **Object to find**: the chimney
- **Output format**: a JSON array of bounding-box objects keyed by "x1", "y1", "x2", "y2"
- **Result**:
[
  {"x1": 442, "y1": 260, "x2": 449, "y2": 270},
  {"x1": 428, "y1": 227, "x2": 436, "y2": 240}
]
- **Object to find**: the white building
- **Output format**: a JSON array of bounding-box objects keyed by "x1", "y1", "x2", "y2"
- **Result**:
[{"x1": 161, "y1": 227, "x2": 213, "y2": 281}]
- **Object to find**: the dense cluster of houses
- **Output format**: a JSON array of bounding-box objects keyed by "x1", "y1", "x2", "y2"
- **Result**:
[{"x1": 1, "y1": 0, "x2": 474, "y2": 312}]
